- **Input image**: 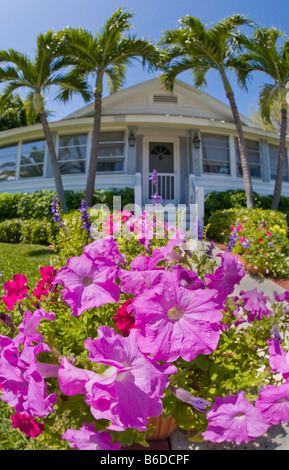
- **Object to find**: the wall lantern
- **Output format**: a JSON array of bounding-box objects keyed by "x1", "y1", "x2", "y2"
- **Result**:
[
  {"x1": 193, "y1": 132, "x2": 201, "y2": 149},
  {"x1": 128, "y1": 130, "x2": 136, "y2": 147}
]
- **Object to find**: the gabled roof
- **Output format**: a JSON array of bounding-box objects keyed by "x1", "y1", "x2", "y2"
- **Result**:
[{"x1": 63, "y1": 77, "x2": 258, "y2": 128}]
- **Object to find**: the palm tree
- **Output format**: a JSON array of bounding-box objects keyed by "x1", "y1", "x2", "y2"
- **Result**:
[
  {"x1": 159, "y1": 15, "x2": 255, "y2": 209},
  {"x1": 236, "y1": 27, "x2": 289, "y2": 210},
  {"x1": 0, "y1": 30, "x2": 91, "y2": 212},
  {"x1": 61, "y1": 8, "x2": 160, "y2": 207}
]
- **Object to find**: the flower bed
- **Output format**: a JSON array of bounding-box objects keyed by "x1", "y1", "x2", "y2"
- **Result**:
[
  {"x1": 0, "y1": 199, "x2": 289, "y2": 450},
  {"x1": 207, "y1": 208, "x2": 289, "y2": 278}
]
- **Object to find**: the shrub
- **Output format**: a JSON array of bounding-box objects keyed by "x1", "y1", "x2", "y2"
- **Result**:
[
  {"x1": 0, "y1": 219, "x2": 23, "y2": 243},
  {"x1": 204, "y1": 189, "x2": 289, "y2": 225},
  {"x1": 0, "y1": 217, "x2": 56, "y2": 245},
  {"x1": 0, "y1": 193, "x2": 22, "y2": 222},
  {"x1": 207, "y1": 208, "x2": 289, "y2": 277},
  {"x1": 0, "y1": 188, "x2": 135, "y2": 223}
]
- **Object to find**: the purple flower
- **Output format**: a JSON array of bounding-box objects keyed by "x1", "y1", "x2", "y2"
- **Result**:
[
  {"x1": 62, "y1": 423, "x2": 122, "y2": 450},
  {"x1": 118, "y1": 254, "x2": 164, "y2": 295},
  {"x1": 132, "y1": 270, "x2": 223, "y2": 363},
  {"x1": 268, "y1": 338, "x2": 289, "y2": 380},
  {"x1": 149, "y1": 169, "x2": 159, "y2": 186},
  {"x1": 0, "y1": 310, "x2": 58, "y2": 418},
  {"x1": 204, "y1": 253, "x2": 245, "y2": 306},
  {"x1": 83, "y1": 236, "x2": 126, "y2": 267},
  {"x1": 170, "y1": 386, "x2": 210, "y2": 413},
  {"x1": 58, "y1": 327, "x2": 177, "y2": 432},
  {"x1": 78, "y1": 199, "x2": 91, "y2": 236},
  {"x1": 53, "y1": 252, "x2": 120, "y2": 316},
  {"x1": 255, "y1": 382, "x2": 289, "y2": 425},
  {"x1": 51, "y1": 196, "x2": 63, "y2": 227},
  {"x1": 202, "y1": 391, "x2": 270, "y2": 445},
  {"x1": 239, "y1": 288, "x2": 272, "y2": 322}
]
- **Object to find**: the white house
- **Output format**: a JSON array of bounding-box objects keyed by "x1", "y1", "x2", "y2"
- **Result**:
[{"x1": 0, "y1": 78, "x2": 288, "y2": 219}]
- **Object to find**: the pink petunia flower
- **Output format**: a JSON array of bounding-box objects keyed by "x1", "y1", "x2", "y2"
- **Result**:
[
  {"x1": 204, "y1": 253, "x2": 245, "y2": 306},
  {"x1": 53, "y1": 252, "x2": 120, "y2": 316},
  {"x1": 0, "y1": 309, "x2": 58, "y2": 417},
  {"x1": 255, "y1": 382, "x2": 289, "y2": 425},
  {"x1": 62, "y1": 423, "x2": 122, "y2": 450},
  {"x1": 239, "y1": 288, "x2": 272, "y2": 322},
  {"x1": 258, "y1": 238, "x2": 263, "y2": 242},
  {"x1": 58, "y1": 326, "x2": 177, "y2": 431},
  {"x1": 237, "y1": 225, "x2": 244, "y2": 232},
  {"x1": 11, "y1": 412, "x2": 45, "y2": 438},
  {"x1": 1, "y1": 274, "x2": 28, "y2": 311},
  {"x1": 131, "y1": 270, "x2": 223, "y2": 363},
  {"x1": 202, "y1": 391, "x2": 270, "y2": 445},
  {"x1": 268, "y1": 338, "x2": 289, "y2": 380}
]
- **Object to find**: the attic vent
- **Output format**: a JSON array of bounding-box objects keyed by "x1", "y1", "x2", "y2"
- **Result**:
[{"x1": 153, "y1": 94, "x2": 178, "y2": 104}]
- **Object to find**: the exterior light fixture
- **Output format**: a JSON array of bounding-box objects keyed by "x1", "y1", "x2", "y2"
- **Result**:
[
  {"x1": 128, "y1": 130, "x2": 136, "y2": 147},
  {"x1": 193, "y1": 132, "x2": 201, "y2": 149}
]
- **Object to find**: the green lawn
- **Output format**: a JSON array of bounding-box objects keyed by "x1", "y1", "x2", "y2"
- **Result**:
[{"x1": 0, "y1": 242, "x2": 56, "y2": 285}]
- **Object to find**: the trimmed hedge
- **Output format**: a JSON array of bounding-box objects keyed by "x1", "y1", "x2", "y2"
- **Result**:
[
  {"x1": 0, "y1": 187, "x2": 134, "y2": 222},
  {"x1": 0, "y1": 218, "x2": 57, "y2": 245},
  {"x1": 204, "y1": 190, "x2": 289, "y2": 225}
]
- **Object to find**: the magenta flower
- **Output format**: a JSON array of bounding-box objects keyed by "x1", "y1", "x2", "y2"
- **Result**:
[
  {"x1": 1, "y1": 274, "x2": 28, "y2": 311},
  {"x1": 11, "y1": 412, "x2": 45, "y2": 438},
  {"x1": 59, "y1": 326, "x2": 177, "y2": 431},
  {"x1": 62, "y1": 423, "x2": 122, "y2": 450},
  {"x1": 255, "y1": 382, "x2": 289, "y2": 425},
  {"x1": 205, "y1": 253, "x2": 245, "y2": 306},
  {"x1": 170, "y1": 386, "x2": 210, "y2": 413},
  {"x1": 53, "y1": 252, "x2": 120, "y2": 316},
  {"x1": 0, "y1": 309, "x2": 58, "y2": 417},
  {"x1": 268, "y1": 338, "x2": 289, "y2": 380},
  {"x1": 202, "y1": 391, "x2": 270, "y2": 445},
  {"x1": 0, "y1": 337, "x2": 57, "y2": 417},
  {"x1": 83, "y1": 236, "x2": 125, "y2": 266},
  {"x1": 239, "y1": 288, "x2": 272, "y2": 322},
  {"x1": 118, "y1": 254, "x2": 164, "y2": 295},
  {"x1": 132, "y1": 270, "x2": 223, "y2": 362}
]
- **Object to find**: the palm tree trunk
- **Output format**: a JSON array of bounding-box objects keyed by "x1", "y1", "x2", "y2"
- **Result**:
[
  {"x1": 39, "y1": 110, "x2": 68, "y2": 213},
  {"x1": 272, "y1": 105, "x2": 287, "y2": 210},
  {"x1": 221, "y1": 72, "x2": 254, "y2": 209},
  {"x1": 85, "y1": 91, "x2": 102, "y2": 207}
]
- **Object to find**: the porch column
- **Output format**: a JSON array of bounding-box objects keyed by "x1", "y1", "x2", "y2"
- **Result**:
[
  {"x1": 127, "y1": 126, "x2": 138, "y2": 174},
  {"x1": 260, "y1": 139, "x2": 270, "y2": 182},
  {"x1": 189, "y1": 129, "x2": 201, "y2": 176}
]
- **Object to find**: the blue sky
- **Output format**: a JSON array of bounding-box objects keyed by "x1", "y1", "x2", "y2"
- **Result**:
[{"x1": 1, "y1": 0, "x2": 289, "y2": 120}]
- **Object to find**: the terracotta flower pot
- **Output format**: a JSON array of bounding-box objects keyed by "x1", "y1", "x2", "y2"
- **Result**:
[
  {"x1": 148, "y1": 416, "x2": 177, "y2": 440},
  {"x1": 238, "y1": 255, "x2": 267, "y2": 276}
]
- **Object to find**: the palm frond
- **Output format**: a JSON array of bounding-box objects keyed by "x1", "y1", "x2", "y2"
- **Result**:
[{"x1": 259, "y1": 83, "x2": 281, "y2": 122}]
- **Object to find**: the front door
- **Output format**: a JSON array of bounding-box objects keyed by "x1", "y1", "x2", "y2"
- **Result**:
[{"x1": 146, "y1": 141, "x2": 177, "y2": 204}]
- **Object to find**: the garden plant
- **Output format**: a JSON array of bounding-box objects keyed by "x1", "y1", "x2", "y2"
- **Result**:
[{"x1": 0, "y1": 182, "x2": 289, "y2": 450}]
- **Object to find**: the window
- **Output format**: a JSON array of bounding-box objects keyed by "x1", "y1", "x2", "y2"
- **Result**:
[
  {"x1": 269, "y1": 144, "x2": 289, "y2": 181},
  {"x1": 236, "y1": 139, "x2": 262, "y2": 178},
  {"x1": 202, "y1": 134, "x2": 230, "y2": 174},
  {"x1": 20, "y1": 139, "x2": 46, "y2": 178},
  {"x1": 58, "y1": 134, "x2": 87, "y2": 174},
  {"x1": 97, "y1": 131, "x2": 125, "y2": 172},
  {"x1": 0, "y1": 144, "x2": 17, "y2": 181}
]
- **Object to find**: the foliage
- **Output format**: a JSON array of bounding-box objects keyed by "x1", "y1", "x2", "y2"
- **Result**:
[
  {"x1": 1, "y1": 208, "x2": 289, "y2": 450},
  {"x1": 0, "y1": 93, "x2": 41, "y2": 132},
  {"x1": 207, "y1": 207, "x2": 289, "y2": 277},
  {"x1": 204, "y1": 189, "x2": 289, "y2": 225},
  {"x1": 0, "y1": 188, "x2": 134, "y2": 224}
]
